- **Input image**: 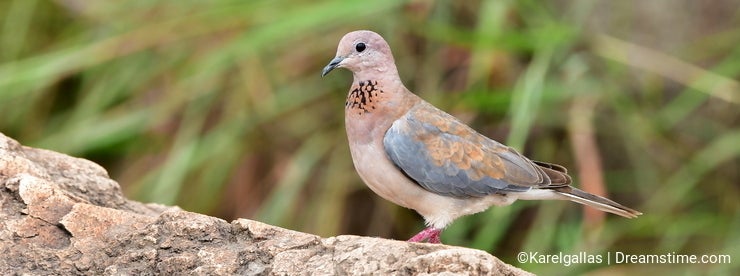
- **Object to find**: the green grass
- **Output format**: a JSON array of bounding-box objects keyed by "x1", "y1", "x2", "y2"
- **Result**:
[{"x1": 1, "y1": 0, "x2": 737, "y2": 274}]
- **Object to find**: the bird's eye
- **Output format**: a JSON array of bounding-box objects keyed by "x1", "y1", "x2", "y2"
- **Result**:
[{"x1": 355, "y1": 42, "x2": 366, "y2": 52}]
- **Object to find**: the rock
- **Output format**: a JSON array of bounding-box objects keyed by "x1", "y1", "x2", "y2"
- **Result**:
[{"x1": 0, "y1": 132, "x2": 532, "y2": 275}]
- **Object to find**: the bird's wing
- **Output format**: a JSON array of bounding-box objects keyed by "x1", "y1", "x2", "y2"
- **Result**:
[{"x1": 383, "y1": 102, "x2": 569, "y2": 198}]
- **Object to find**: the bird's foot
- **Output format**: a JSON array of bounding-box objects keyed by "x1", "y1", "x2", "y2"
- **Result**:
[{"x1": 407, "y1": 227, "x2": 442, "y2": 244}]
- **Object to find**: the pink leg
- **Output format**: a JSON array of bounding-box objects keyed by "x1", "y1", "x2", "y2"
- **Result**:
[{"x1": 407, "y1": 227, "x2": 442, "y2": 244}]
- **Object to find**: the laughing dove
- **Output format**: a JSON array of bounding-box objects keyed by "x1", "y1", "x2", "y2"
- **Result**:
[{"x1": 322, "y1": 30, "x2": 641, "y2": 244}]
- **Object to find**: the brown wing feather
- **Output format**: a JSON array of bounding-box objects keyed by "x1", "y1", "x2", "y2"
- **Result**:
[{"x1": 384, "y1": 101, "x2": 573, "y2": 197}]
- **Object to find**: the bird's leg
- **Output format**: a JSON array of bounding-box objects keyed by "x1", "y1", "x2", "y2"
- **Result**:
[
  {"x1": 407, "y1": 227, "x2": 442, "y2": 243},
  {"x1": 427, "y1": 230, "x2": 442, "y2": 244}
]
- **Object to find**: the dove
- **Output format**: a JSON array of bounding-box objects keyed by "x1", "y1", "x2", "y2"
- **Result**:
[{"x1": 322, "y1": 30, "x2": 641, "y2": 244}]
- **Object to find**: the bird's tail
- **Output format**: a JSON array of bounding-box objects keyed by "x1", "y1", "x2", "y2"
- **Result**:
[{"x1": 552, "y1": 186, "x2": 642, "y2": 218}]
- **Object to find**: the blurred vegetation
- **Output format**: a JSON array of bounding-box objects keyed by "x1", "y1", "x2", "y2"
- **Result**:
[{"x1": 1, "y1": 0, "x2": 738, "y2": 274}]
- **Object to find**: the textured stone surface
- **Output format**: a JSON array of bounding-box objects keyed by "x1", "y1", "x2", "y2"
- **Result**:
[{"x1": 0, "y1": 132, "x2": 531, "y2": 275}]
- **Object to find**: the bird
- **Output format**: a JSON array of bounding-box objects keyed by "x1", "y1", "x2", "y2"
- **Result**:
[{"x1": 321, "y1": 30, "x2": 641, "y2": 244}]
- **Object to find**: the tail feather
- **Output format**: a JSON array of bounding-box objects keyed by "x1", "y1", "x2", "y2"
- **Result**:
[{"x1": 553, "y1": 186, "x2": 642, "y2": 218}]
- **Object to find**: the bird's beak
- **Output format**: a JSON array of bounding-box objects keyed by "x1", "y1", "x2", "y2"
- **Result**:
[{"x1": 321, "y1": 56, "x2": 345, "y2": 77}]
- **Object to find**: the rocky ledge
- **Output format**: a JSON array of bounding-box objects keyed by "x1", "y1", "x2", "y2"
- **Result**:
[{"x1": 0, "y1": 132, "x2": 530, "y2": 275}]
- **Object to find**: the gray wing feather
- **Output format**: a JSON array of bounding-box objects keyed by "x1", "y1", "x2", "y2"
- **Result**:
[{"x1": 383, "y1": 112, "x2": 535, "y2": 198}]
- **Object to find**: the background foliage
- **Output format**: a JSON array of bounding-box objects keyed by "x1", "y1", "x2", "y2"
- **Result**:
[{"x1": 1, "y1": 0, "x2": 737, "y2": 274}]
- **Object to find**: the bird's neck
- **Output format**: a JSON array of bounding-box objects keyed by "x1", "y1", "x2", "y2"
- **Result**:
[
  {"x1": 344, "y1": 76, "x2": 419, "y2": 144},
  {"x1": 345, "y1": 76, "x2": 415, "y2": 115},
  {"x1": 345, "y1": 79, "x2": 384, "y2": 114}
]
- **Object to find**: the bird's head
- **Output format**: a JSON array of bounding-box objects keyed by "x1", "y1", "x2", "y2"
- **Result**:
[{"x1": 321, "y1": 30, "x2": 397, "y2": 77}]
